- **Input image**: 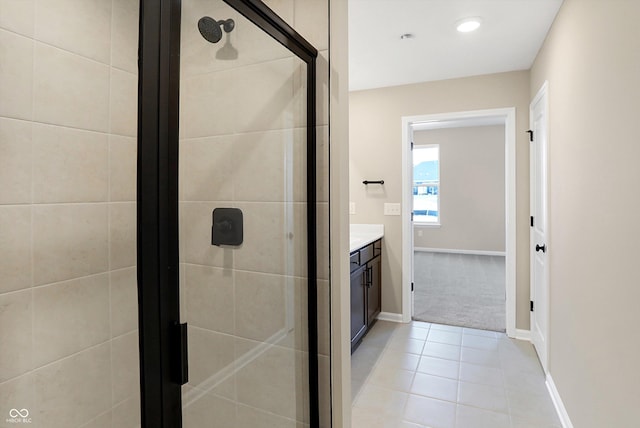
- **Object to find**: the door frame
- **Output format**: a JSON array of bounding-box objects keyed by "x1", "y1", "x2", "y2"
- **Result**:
[
  {"x1": 137, "y1": 0, "x2": 319, "y2": 426},
  {"x1": 401, "y1": 108, "x2": 517, "y2": 337},
  {"x1": 529, "y1": 81, "x2": 550, "y2": 371}
]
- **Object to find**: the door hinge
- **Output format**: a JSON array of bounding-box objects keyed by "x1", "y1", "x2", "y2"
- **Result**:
[
  {"x1": 530, "y1": 216, "x2": 534, "y2": 227},
  {"x1": 530, "y1": 301, "x2": 534, "y2": 312},
  {"x1": 171, "y1": 322, "x2": 189, "y2": 385},
  {"x1": 411, "y1": 142, "x2": 414, "y2": 150},
  {"x1": 411, "y1": 211, "x2": 414, "y2": 222},
  {"x1": 527, "y1": 130, "x2": 534, "y2": 142},
  {"x1": 411, "y1": 282, "x2": 414, "y2": 292}
]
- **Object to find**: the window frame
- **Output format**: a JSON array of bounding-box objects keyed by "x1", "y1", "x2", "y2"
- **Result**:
[{"x1": 412, "y1": 144, "x2": 440, "y2": 226}]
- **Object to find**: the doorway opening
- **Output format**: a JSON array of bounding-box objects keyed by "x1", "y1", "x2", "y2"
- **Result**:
[{"x1": 401, "y1": 108, "x2": 518, "y2": 337}]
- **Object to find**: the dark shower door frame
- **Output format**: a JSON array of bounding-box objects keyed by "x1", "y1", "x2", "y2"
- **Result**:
[{"x1": 137, "y1": 0, "x2": 319, "y2": 427}]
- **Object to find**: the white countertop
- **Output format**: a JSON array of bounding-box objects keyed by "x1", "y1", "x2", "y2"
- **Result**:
[{"x1": 350, "y1": 224, "x2": 384, "y2": 253}]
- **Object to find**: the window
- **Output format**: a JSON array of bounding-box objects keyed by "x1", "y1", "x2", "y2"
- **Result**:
[{"x1": 413, "y1": 145, "x2": 439, "y2": 224}]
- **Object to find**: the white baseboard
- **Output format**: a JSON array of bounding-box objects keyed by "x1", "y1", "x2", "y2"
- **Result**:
[
  {"x1": 377, "y1": 312, "x2": 404, "y2": 323},
  {"x1": 514, "y1": 329, "x2": 531, "y2": 341},
  {"x1": 414, "y1": 247, "x2": 506, "y2": 257},
  {"x1": 546, "y1": 373, "x2": 574, "y2": 428}
]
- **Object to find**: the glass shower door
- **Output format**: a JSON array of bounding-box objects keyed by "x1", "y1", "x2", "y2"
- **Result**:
[{"x1": 178, "y1": 1, "x2": 317, "y2": 426}]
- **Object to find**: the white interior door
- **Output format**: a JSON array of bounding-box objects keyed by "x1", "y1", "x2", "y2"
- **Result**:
[{"x1": 530, "y1": 82, "x2": 549, "y2": 372}]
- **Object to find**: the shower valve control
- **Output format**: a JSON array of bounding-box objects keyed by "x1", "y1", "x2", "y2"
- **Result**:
[{"x1": 211, "y1": 208, "x2": 243, "y2": 247}]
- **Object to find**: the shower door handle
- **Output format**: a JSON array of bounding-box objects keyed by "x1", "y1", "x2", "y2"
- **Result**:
[{"x1": 171, "y1": 322, "x2": 188, "y2": 385}]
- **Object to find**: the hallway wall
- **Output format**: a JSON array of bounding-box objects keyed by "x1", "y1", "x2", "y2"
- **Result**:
[
  {"x1": 530, "y1": 0, "x2": 640, "y2": 426},
  {"x1": 349, "y1": 70, "x2": 531, "y2": 328}
]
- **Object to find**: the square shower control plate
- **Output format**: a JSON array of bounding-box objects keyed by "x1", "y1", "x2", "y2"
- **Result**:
[{"x1": 211, "y1": 208, "x2": 243, "y2": 246}]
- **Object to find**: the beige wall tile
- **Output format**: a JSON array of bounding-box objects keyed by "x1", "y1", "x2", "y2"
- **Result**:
[
  {"x1": 0, "y1": 290, "x2": 32, "y2": 382},
  {"x1": 80, "y1": 411, "x2": 112, "y2": 428},
  {"x1": 33, "y1": 203, "x2": 109, "y2": 285},
  {"x1": 34, "y1": 43, "x2": 110, "y2": 132},
  {"x1": 33, "y1": 273, "x2": 110, "y2": 366},
  {"x1": 109, "y1": 135, "x2": 137, "y2": 202},
  {"x1": 235, "y1": 343, "x2": 307, "y2": 421},
  {"x1": 32, "y1": 124, "x2": 109, "y2": 203},
  {"x1": 109, "y1": 202, "x2": 136, "y2": 270},
  {"x1": 33, "y1": 343, "x2": 112, "y2": 428},
  {"x1": 185, "y1": 264, "x2": 234, "y2": 334},
  {"x1": 236, "y1": 403, "x2": 301, "y2": 428},
  {"x1": 316, "y1": 202, "x2": 329, "y2": 280},
  {"x1": 0, "y1": 206, "x2": 31, "y2": 293},
  {"x1": 0, "y1": 118, "x2": 32, "y2": 204},
  {"x1": 109, "y1": 69, "x2": 137, "y2": 137},
  {"x1": 183, "y1": 391, "x2": 236, "y2": 428},
  {"x1": 110, "y1": 267, "x2": 138, "y2": 338},
  {"x1": 180, "y1": 136, "x2": 235, "y2": 202},
  {"x1": 316, "y1": 125, "x2": 329, "y2": 202},
  {"x1": 233, "y1": 129, "x2": 306, "y2": 203},
  {"x1": 0, "y1": 0, "x2": 34, "y2": 37},
  {"x1": 294, "y1": 0, "x2": 328, "y2": 51},
  {"x1": 235, "y1": 58, "x2": 299, "y2": 133},
  {"x1": 111, "y1": 331, "x2": 139, "y2": 405},
  {"x1": 35, "y1": 0, "x2": 112, "y2": 64},
  {"x1": 180, "y1": 202, "x2": 234, "y2": 268},
  {"x1": 182, "y1": 69, "x2": 238, "y2": 138},
  {"x1": 186, "y1": 326, "x2": 236, "y2": 393},
  {"x1": 316, "y1": 51, "x2": 329, "y2": 126},
  {"x1": 234, "y1": 202, "x2": 307, "y2": 277},
  {"x1": 0, "y1": 374, "x2": 34, "y2": 426},
  {"x1": 111, "y1": 0, "x2": 139, "y2": 73},
  {"x1": 0, "y1": 29, "x2": 34, "y2": 120},
  {"x1": 234, "y1": 271, "x2": 286, "y2": 342},
  {"x1": 110, "y1": 396, "x2": 140, "y2": 428}
]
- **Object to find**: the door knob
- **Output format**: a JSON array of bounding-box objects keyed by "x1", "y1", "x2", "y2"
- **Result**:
[{"x1": 536, "y1": 244, "x2": 546, "y2": 253}]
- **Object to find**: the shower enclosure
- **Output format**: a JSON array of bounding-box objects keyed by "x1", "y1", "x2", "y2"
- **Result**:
[
  {"x1": 138, "y1": 0, "x2": 323, "y2": 426},
  {"x1": 0, "y1": 0, "x2": 328, "y2": 427}
]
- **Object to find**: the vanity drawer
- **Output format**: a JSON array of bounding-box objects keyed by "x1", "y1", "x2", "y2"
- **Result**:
[
  {"x1": 350, "y1": 252, "x2": 360, "y2": 272},
  {"x1": 359, "y1": 244, "x2": 374, "y2": 265}
]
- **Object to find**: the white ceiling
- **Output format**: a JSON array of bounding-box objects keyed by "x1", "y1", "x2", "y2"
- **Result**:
[{"x1": 348, "y1": 0, "x2": 563, "y2": 91}]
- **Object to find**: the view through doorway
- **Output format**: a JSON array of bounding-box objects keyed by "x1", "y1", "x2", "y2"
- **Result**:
[{"x1": 401, "y1": 109, "x2": 517, "y2": 336}]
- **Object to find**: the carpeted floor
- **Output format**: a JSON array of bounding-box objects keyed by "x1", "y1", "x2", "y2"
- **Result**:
[{"x1": 413, "y1": 251, "x2": 506, "y2": 332}]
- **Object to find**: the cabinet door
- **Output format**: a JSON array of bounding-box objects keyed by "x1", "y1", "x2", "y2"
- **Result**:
[
  {"x1": 350, "y1": 265, "x2": 367, "y2": 348},
  {"x1": 367, "y1": 255, "x2": 382, "y2": 326}
]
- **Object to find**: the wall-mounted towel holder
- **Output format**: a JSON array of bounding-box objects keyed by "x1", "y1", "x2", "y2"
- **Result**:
[{"x1": 363, "y1": 180, "x2": 385, "y2": 185}]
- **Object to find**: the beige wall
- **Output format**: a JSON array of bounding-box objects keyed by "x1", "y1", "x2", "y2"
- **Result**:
[
  {"x1": 413, "y1": 126, "x2": 505, "y2": 252},
  {"x1": 530, "y1": 0, "x2": 640, "y2": 426},
  {"x1": 349, "y1": 70, "x2": 531, "y2": 328},
  {"x1": 0, "y1": 1, "x2": 140, "y2": 427}
]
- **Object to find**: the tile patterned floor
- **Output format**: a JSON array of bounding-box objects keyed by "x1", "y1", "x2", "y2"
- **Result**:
[{"x1": 351, "y1": 321, "x2": 561, "y2": 428}]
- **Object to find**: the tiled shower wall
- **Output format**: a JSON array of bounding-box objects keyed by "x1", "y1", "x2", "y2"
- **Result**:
[
  {"x1": 178, "y1": 0, "x2": 329, "y2": 426},
  {"x1": 0, "y1": 1, "x2": 140, "y2": 427}
]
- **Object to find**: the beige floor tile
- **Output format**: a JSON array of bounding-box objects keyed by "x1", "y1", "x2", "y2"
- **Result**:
[
  {"x1": 422, "y1": 342, "x2": 461, "y2": 361},
  {"x1": 352, "y1": 321, "x2": 560, "y2": 428},
  {"x1": 417, "y1": 356, "x2": 459, "y2": 380},
  {"x1": 410, "y1": 373, "x2": 458, "y2": 402},
  {"x1": 455, "y1": 405, "x2": 510, "y2": 428},
  {"x1": 457, "y1": 381, "x2": 508, "y2": 413},
  {"x1": 403, "y1": 394, "x2": 456, "y2": 428}
]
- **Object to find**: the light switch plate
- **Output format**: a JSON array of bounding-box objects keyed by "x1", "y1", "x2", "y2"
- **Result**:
[
  {"x1": 384, "y1": 203, "x2": 401, "y2": 216},
  {"x1": 349, "y1": 202, "x2": 356, "y2": 215}
]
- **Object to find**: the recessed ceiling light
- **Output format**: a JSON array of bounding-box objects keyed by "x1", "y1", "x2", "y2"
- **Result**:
[{"x1": 456, "y1": 17, "x2": 482, "y2": 33}]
